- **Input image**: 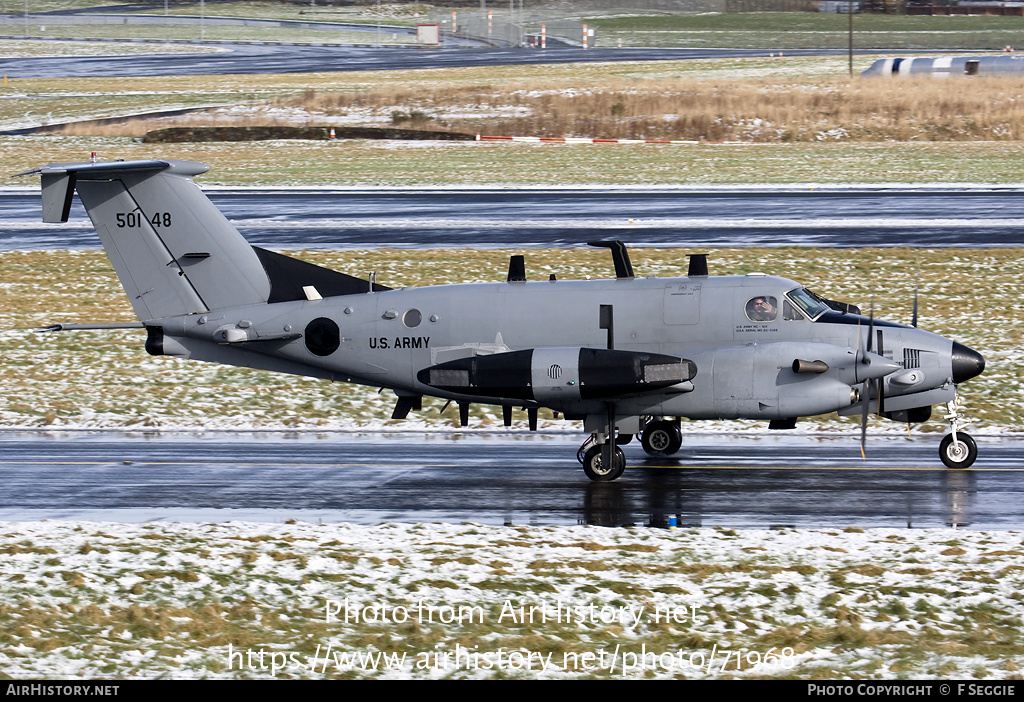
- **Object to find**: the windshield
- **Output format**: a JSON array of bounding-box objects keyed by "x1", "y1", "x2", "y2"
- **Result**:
[{"x1": 786, "y1": 287, "x2": 830, "y2": 321}]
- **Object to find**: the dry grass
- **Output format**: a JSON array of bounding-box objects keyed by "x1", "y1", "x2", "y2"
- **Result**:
[
  {"x1": 256, "y1": 75, "x2": 1024, "y2": 142},
  {"x1": 51, "y1": 74, "x2": 1024, "y2": 143}
]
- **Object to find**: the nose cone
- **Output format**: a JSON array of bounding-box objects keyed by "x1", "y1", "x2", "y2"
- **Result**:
[{"x1": 951, "y1": 342, "x2": 985, "y2": 384}]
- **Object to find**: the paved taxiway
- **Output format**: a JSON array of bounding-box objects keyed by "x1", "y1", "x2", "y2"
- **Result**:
[
  {"x1": 0, "y1": 43, "x2": 845, "y2": 79},
  {"x1": 1, "y1": 432, "x2": 1021, "y2": 528},
  {"x1": 2, "y1": 187, "x2": 1022, "y2": 250}
]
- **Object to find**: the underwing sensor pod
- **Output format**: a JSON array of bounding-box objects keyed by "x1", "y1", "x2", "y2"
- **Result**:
[
  {"x1": 419, "y1": 348, "x2": 697, "y2": 401},
  {"x1": 20, "y1": 158, "x2": 986, "y2": 481}
]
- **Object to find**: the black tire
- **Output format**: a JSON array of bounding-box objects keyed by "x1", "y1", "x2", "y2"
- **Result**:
[
  {"x1": 582, "y1": 445, "x2": 625, "y2": 481},
  {"x1": 641, "y1": 420, "x2": 682, "y2": 456},
  {"x1": 939, "y1": 432, "x2": 978, "y2": 469}
]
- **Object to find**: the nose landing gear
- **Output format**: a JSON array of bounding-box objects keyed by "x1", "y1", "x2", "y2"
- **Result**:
[{"x1": 940, "y1": 392, "x2": 978, "y2": 469}]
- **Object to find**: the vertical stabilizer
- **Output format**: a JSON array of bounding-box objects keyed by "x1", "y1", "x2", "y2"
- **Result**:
[{"x1": 18, "y1": 159, "x2": 271, "y2": 321}]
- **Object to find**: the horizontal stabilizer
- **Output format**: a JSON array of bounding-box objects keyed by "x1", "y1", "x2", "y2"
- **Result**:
[
  {"x1": 19, "y1": 159, "x2": 272, "y2": 321},
  {"x1": 36, "y1": 321, "x2": 144, "y2": 332},
  {"x1": 17, "y1": 160, "x2": 169, "y2": 224}
]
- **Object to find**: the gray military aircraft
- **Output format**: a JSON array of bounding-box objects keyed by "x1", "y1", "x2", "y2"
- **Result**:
[{"x1": 20, "y1": 158, "x2": 986, "y2": 480}]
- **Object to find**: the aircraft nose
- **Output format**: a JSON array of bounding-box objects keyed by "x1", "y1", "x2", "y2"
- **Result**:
[{"x1": 951, "y1": 341, "x2": 985, "y2": 384}]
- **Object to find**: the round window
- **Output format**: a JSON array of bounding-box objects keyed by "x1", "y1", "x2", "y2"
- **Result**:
[
  {"x1": 304, "y1": 317, "x2": 340, "y2": 356},
  {"x1": 403, "y1": 309, "x2": 422, "y2": 328}
]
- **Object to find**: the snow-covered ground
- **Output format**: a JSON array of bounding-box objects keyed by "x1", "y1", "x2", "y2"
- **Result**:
[{"x1": 1, "y1": 520, "x2": 1022, "y2": 679}]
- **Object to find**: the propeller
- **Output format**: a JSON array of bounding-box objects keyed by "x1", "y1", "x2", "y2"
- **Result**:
[
  {"x1": 859, "y1": 308, "x2": 873, "y2": 459},
  {"x1": 907, "y1": 281, "x2": 918, "y2": 437},
  {"x1": 858, "y1": 303, "x2": 888, "y2": 459}
]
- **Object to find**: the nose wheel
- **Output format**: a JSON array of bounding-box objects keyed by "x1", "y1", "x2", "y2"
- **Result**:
[
  {"x1": 939, "y1": 392, "x2": 977, "y2": 469},
  {"x1": 940, "y1": 432, "x2": 977, "y2": 469}
]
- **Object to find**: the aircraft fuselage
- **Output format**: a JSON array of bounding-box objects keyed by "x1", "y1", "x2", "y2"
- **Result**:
[{"x1": 148, "y1": 272, "x2": 971, "y2": 426}]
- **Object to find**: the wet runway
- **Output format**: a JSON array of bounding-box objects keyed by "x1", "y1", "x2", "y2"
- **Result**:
[
  {"x1": 1, "y1": 431, "x2": 1021, "y2": 529},
  {"x1": 2, "y1": 187, "x2": 1023, "y2": 250}
]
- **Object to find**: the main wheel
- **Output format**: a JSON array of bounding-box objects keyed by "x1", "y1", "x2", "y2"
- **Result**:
[
  {"x1": 582, "y1": 445, "x2": 625, "y2": 481},
  {"x1": 641, "y1": 420, "x2": 682, "y2": 456},
  {"x1": 939, "y1": 432, "x2": 978, "y2": 469}
]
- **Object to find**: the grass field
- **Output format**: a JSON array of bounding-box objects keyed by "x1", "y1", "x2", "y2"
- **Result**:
[
  {"x1": 10, "y1": 136, "x2": 1024, "y2": 186},
  {"x1": 2, "y1": 521, "x2": 1024, "y2": 679},
  {"x1": 6, "y1": 51, "x2": 1024, "y2": 182}
]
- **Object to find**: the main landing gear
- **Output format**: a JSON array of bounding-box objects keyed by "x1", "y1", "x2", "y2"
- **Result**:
[
  {"x1": 577, "y1": 417, "x2": 683, "y2": 481},
  {"x1": 939, "y1": 392, "x2": 978, "y2": 469},
  {"x1": 640, "y1": 419, "x2": 682, "y2": 457},
  {"x1": 580, "y1": 442, "x2": 626, "y2": 481},
  {"x1": 576, "y1": 435, "x2": 626, "y2": 481}
]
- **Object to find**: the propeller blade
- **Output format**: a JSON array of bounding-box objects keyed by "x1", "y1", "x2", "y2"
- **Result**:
[
  {"x1": 912, "y1": 283, "x2": 919, "y2": 328},
  {"x1": 859, "y1": 302, "x2": 875, "y2": 369},
  {"x1": 875, "y1": 329, "x2": 885, "y2": 417},
  {"x1": 865, "y1": 302, "x2": 875, "y2": 356},
  {"x1": 860, "y1": 380, "x2": 870, "y2": 460},
  {"x1": 860, "y1": 303, "x2": 876, "y2": 459}
]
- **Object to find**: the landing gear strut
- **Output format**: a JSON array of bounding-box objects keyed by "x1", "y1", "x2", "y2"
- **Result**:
[
  {"x1": 581, "y1": 444, "x2": 625, "y2": 481},
  {"x1": 940, "y1": 391, "x2": 978, "y2": 469},
  {"x1": 578, "y1": 434, "x2": 626, "y2": 481}
]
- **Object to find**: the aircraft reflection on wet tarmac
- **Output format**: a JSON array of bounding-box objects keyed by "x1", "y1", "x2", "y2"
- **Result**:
[
  {"x1": 585, "y1": 460, "x2": 979, "y2": 529},
  {"x1": 1, "y1": 433, "x2": 1020, "y2": 529}
]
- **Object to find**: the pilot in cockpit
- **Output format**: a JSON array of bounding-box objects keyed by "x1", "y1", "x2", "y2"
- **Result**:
[{"x1": 746, "y1": 295, "x2": 777, "y2": 322}]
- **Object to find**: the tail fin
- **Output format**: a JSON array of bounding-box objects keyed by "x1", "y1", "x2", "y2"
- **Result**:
[{"x1": 18, "y1": 159, "x2": 270, "y2": 321}]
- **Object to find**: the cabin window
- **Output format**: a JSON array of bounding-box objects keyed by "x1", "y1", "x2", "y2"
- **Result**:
[
  {"x1": 783, "y1": 300, "x2": 804, "y2": 321},
  {"x1": 745, "y1": 296, "x2": 777, "y2": 322},
  {"x1": 786, "y1": 287, "x2": 830, "y2": 321}
]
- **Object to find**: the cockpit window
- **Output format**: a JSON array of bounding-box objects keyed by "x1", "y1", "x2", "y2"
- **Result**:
[
  {"x1": 745, "y1": 295, "x2": 777, "y2": 322},
  {"x1": 786, "y1": 287, "x2": 830, "y2": 321}
]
